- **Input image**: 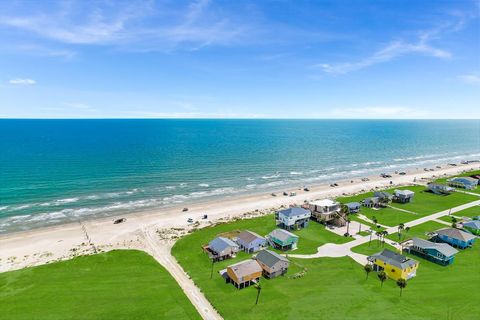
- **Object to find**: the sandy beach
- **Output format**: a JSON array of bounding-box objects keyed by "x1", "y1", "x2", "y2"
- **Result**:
[{"x1": 1, "y1": 162, "x2": 479, "y2": 273}]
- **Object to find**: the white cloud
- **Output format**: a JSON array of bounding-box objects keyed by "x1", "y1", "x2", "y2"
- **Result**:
[
  {"x1": 329, "y1": 106, "x2": 430, "y2": 119},
  {"x1": 459, "y1": 74, "x2": 480, "y2": 85},
  {"x1": 9, "y1": 78, "x2": 36, "y2": 85}
]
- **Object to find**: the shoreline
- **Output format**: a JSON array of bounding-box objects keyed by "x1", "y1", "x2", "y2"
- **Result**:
[{"x1": 1, "y1": 161, "x2": 479, "y2": 272}]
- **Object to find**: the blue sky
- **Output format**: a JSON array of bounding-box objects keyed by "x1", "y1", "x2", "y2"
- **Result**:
[{"x1": 0, "y1": 0, "x2": 479, "y2": 119}]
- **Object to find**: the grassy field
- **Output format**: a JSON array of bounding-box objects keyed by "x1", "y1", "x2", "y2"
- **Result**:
[
  {"x1": 350, "y1": 240, "x2": 396, "y2": 256},
  {"x1": 435, "y1": 169, "x2": 480, "y2": 194},
  {"x1": 173, "y1": 214, "x2": 480, "y2": 319},
  {"x1": 386, "y1": 221, "x2": 446, "y2": 242},
  {"x1": 337, "y1": 185, "x2": 478, "y2": 227},
  {"x1": 0, "y1": 250, "x2": 200, "y2": 320},
  {"x1": 454, "y1": 206, "x2": 480, "y2": 218},
  {"x1": 438, "y1": 215, "x2": 456, "y2": 223}
]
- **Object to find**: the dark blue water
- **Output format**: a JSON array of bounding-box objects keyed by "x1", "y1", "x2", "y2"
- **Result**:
[{"x1": 1, "y1": 119, "x2": 479, "y2": 233}]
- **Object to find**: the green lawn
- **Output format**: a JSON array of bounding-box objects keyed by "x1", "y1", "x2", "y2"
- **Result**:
[
  {"x1": 350, "y1": 240, "x2": 396, "y2": 256},
  {"x1": 337, "y1": 185, "x2": 478, "y2": 227},
  {"x1": 173, "y1": 215, "x2": 480, "y2": 319},
  {"x1": 0, "y1": 250, "x2": 200, "y2": 320},
  {"x1": 438, "y1": 215, "x2": 456, "y2": 224},
  {"x1": 454, "y1": 206, "x2": 480, "y2": 218},
  {"x1": 386, "y1": 221, "x2": 446, "y2": 242},
  {"x1": 435, "y1": 169, "x2": 480, "y2": 194}
]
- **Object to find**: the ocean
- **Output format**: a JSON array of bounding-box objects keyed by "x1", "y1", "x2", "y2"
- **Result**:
[{"x1": 1, "y1": 119, "x2": 479, "y2": 233}]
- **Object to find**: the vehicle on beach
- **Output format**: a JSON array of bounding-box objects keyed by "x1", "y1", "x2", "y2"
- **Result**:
[
  {"x1": 271, "y1": 193, "x2": 277, "y2": 196},
  {"x1": 202, "y1": 214, "x2": 208, "y2": 219},
  {"x1": 303, "y1": 187, "x2": 309, "y2": 191},
  {"x1": 290, "y1": 192, "x2": 296, "y2": 196},
  {"x1": 380, "y1": 173, "x2": 391, "y2": 178},
  {"x1": 187, "y1": 218, "x2": 194, "y2": 223},
  {"x1": 182, "y1": 208, "x2": 189, "y2": 212},
  {"x1": 361, "y1": 177, "x2": 369, "y2": 182},
  {"x1": 399, "y1": 172, "x2": 406, "y2": 175},
  {"x1": 113, "y1": 218, "x2": 126, "y2": 224},
  {"x1": 283, "y1": 192, "x2": 288, "y2": 196}
]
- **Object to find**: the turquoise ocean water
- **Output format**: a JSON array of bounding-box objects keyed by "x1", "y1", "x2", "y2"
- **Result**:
[{"x1": 1, "y1": 119, "x2": 479, "y2": 233}]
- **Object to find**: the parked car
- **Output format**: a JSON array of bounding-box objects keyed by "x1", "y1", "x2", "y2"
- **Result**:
[
  {"x1": 399, "y1": 172, "x2": 406, "y2": 175},
  {"x1": 113, "y1": 218, "x2": 126, "y2": 224},
  {"x1": 202, "y1": 214, "x2": 208, "y2": 219},
  {"x1": 182, "y1": 207, "x2": 189, "y2": 212},
  {"x1": 187, "y1": 218, "x2": 194, "y2": 223}
]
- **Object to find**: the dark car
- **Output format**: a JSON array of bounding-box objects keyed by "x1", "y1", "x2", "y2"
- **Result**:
[{"x1": 113, "y1": 218, "x2": 126, "y2": 224}]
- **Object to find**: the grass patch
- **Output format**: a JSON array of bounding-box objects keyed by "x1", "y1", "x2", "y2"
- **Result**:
[
  {"x1": 351, "y1": 240, "x2": 397, "y2": 256},
  {"x1": 386, "y1": 221, "x2": 446, "y2": 242},
  {"x1": 0, "y1": 250, "x2": 200, "y2": 320},
  {"x1": 438, "y1": 215, "x2": 457, "y2": 224},
  {"x1": 454, "y1": 206, "x2": 480, "y2": 218}
]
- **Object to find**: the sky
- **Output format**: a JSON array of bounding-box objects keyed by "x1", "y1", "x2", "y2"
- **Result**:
[{"x1": 0, "y1": 0, "x2": 479, "y2": 119}]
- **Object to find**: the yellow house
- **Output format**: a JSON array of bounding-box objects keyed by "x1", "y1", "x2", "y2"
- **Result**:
[{"x1": 367, "y1": 249, "x2": 419, "y2": 281}]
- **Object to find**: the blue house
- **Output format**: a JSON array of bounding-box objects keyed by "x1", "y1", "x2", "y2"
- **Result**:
[
  {"x1": 435, "y1": 228, "x2": 476, "y2": 249},
  {"x1": 235, "y1": 230, "x2": 267, "y2": 253},
  {"x1": 427, "y1": 183, "x2": 454, "y2": 195},
  {"x1": 276, "y1": 207, "x2": 311, "y2": 230},
  {"x1": 407, "y1": 237, "x2": 458, "y2": 266},
  {"x1": 463, "y1": 220, "x2": 480, "y2": 236},
  {"x1": 448, "y1": 177, "x2": 478, "y2": 190},
  {"x1": 345, "y1": 202, "x2": 361, "y2": 214}
]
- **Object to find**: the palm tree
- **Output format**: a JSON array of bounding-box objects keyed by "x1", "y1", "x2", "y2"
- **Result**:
[
  {"x1": 346, "y1": 217, "x2": 351, "y2": 236},
  {"x1": 396, "y1": 278, "x2": 407, "y2": 297},
  {"x1": 378, "y1": 271, "x2": 387, "y2": 287},
  {"x1": 372, "y1": 216, "x2": 378, "y2": 225},
  {"x1": 254, "y1": 283, "x2": 262, "y2": 305},
  {"x1": 405, "y1": 226, "x2": 410, "y2": 237},
  {"x1": 368, "y1": 229, "x2": 373, "y2": 246},
  {"x1": 398, "y1": 223, "x2": 405, "y2": 240},
  {"x1": 382, "y1": 230, "x2": 389, "y2": 247},
  {"x1": 364, "y1": 264, "x2": 373, "y2": 280},
  {"x1": 375, "y1": 231, "x2": 382, "y2": 246}
]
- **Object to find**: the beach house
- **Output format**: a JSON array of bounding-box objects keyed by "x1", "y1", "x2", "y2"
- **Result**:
[
  {"x1": 374, "y1": 191, "x2": 393, "y2": 204},
  {"x1": 276, "y1": 207, "x2": 311, "y2": 230},
  {"x1": 205, "y1": 236, "x2": 239, "y2": 261},
  {"x1": 367, "y1": 249, "x2": 419, "y2": 280},
  {"x1": 462, "y1": 220, "x2": 480, "y2": 236},
  {"x1": 406, "y1": 237, "x2": 458, "y2": 266},
  {"x1": 267, "y1": 229, "x2": 299, "y2": 251},
  {"x1": 254, "y1": 249, "x2": 289, "y2": 278},
  {"x1": 434, "y1": 228, "x2": 476, "y2": 249},
  {"x1": 345, "y1": 202, "x2": 361, "y2": 214},
  {"x1": 426, "y1": 183, "x2": 454, "y2": 195},
  {"x1": 363, "y1": 196, "x2": 380, "y2": 208},
  {"x1": 225, "y1": 259, "x2": 263, "y2": 289},
  {"x1": 309, "y1": 199, "x2": 345, "y2": 226},
  {"x1": 235, "y1": 230, "x2": 267, "y2": 253},
  {"x1": 448, "y1": 177, "x2": 478, "y2": 190},
  {"x1": 393, "y1": 189, "x2": 414, "y2": 203}
]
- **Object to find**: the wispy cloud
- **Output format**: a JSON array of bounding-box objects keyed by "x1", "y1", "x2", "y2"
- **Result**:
[
  {"x1": 9, "y1": 78, "x2": 36, "y2": 85},
  {"x1": 459, "y1": 74, "x2": 480, "y2": 85},
  {"x1": 329, "y1": 106, "x2": 429, "y2": 119}
]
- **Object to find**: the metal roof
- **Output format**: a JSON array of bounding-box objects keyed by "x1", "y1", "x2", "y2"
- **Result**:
[
  {"x1": 278, "y1": 207, "x2": 311, "y2": 218},
  {"x1": 255, "y1": 249, "x2": 288, "y2": 268},
  {"x1": 394, "y1": 189, "x2": 415, "y2": 196},
  {"x1": 463, "y1": 220, "x2": 480, "y2": 229},
  {"x1": 411, "y1": 237, "x2": 458, "y2": 257},
  {"x1": 309, "y1": 199, "x2": 338, "y2": 207},
  {"x1": 436, "y1": 228, "x2": 476, "y2": 242},
  {"x1": 209, "y1": 236, "x2": 238, "y2": 253},
  {"x1": 236, "y1": 230, "x2": 265, "y2": 244},
  {"x1": 369, "y1": 249, "x2": 418, "y2": 269},
  {"x1": 227, "y1": 259, "x2": 262, "y2": 279},
  {"x1": 269, "y1": 229, "x2": 298, "y2": 242}
]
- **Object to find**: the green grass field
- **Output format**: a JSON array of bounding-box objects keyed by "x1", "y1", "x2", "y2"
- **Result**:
[
  {"x1": 386, "y1": 221, "x2": 446, "y2": 242},
  {"x1": 454, "y1": 206, "x2": 480, "y2": 218},
  {"x1": 350, "y1": 240, "x2": 396, "y2": 256},
  {"x1": 438, "y1": 215, "x2": 456, "y2": 223},
  {"x1": 0, "y1": 250, "x2": 200, "y2": 320},
  {"x1": 173, "y1": 214, "x2": 480, "y2": 319}
]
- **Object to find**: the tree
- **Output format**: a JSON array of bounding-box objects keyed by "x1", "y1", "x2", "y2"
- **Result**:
[
  {"x1": 382, "y1": 230, "x2": 389, "y2": 247},
  {"x1": 375, "y1": 231, "x2": 382, "y2": 246},
  {"x1": 346, "y1": 217, "x2": 351, "y2": 236},
  {"x1": 398, "y1": 223, "x2": 405, "y2": 240},
  {"x1": 396, "y1": 278, "x2": 407, "y2": 297},
  {"x1": 372, "y1": 216, "x2": 378, "y2": 225},
  {"x1": 368, "y1": 230, "x2": 373, "y2": 246},
  {"x1": 364, "y1": 264, "x2": 373, "y2": 280},
  {"x1": 378, "y1": 271, "x2": 387, "y2": 287}
]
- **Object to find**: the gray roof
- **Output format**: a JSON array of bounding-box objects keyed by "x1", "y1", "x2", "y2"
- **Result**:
[
  {"x1": 463, "y1": 220, "x2": 480, "y2": 229},
  {"x1": 227, "y1": 259, "x2": 262, "y2": 278},
  {"x1": 278, "y1": 207, "x2": 311, "y2": 218},
  {"x1": 364, "y1": 197, "x2": 379, "y2": 203},
  {"x1": 394, "y1": 189, "x2": 414, "y2": 197},
  {"x1": 269, "y1": 229, "x2": 298, "y2": 242},
  {"x1": 236, "y1": 230, "x2": 265, "y2": 244},
  {"x1": 255, "y1": 249, "x2": 288, "y2": 268},
  {"x1": 346, "y1": 202, "x2": 361, "y2": 209},
  {"x1": 209, "y1": 236, "x2": 238, "y2": 253},
  {"x1": 411, "y1": 237, "x2": 458, "y2": 257},
  {"x1": 450, "y1": 177, "x2": 478, "y2": 184},
  {"x1": 374, "y1": 191, "x2": 392, "y2": 199},
  {"x1": 369, "y1": 249, "x2": 418, "y2": 269},
  {"x1": 436, "y1": 228, "x2": 476, "y2": 242}
]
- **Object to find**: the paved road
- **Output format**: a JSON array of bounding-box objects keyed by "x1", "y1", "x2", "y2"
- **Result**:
[
  {"x1": 142, "y1": 227, "x2": 222, "y2": 320},
  {"x1": 289, "y1": 199, "x2": 480, "y2": 263}
]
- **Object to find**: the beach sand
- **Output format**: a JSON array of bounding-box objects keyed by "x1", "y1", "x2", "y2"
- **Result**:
[{"x1": 1, "y1": 162, "x2": 479, "y2": 272}]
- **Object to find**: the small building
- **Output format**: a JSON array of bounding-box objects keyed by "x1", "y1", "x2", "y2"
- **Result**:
[
  {"x1": 363, "y1": 196, "x2": 380, "y2": 208},
  {"x1": 393, "y1": 189, "x2": 415, "y2": 203},
  {"x1": 309, "y1": 199, "x2": 344, "y2": 226},
  {"x1": 463, "y1": 220, "x2": 480, "y2": 236},
  {"x1": 435, "y1": 228, "x2": 476, "y2": 249},
  {"x1": 448, "y1": 177, "x2": 478, "y2": 190},
  {"x1": 426, "y1": 183, "x2": 454, "y2": 195},
  {"x1": 406, "y1": 237, "x2": 458, "y2": 266},
  {"x1": 345, "y1": 202, "x2": 361, "y2": 214},
  {"x1": 374, "y1": 191, "x2": 393, "y2": 203},
  {"x1": 205, "y1": 237, "x2": 239, "y2": 261},
  {"x1": 367, "y1": 249, "x2": 419, "y2": 281},
  {"x1": 235, "y1": 230, "x2": 267, "y2": 253},
  {"x1": 225, "y1": 259, "x2": 263, "y2": 289},
  {"x1": 255, "y1": 249, "x2": 289, "y2": 278},
  {"x1": 267, "y1": 229, "x2": 299, "y2": 251},
  {"x1": 276, "y1": 207, "x2": 311, "y2": 230}
]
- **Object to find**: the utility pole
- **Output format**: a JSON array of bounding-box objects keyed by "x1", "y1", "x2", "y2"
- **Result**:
[{"x1": 255, "y1": 283, "x2": 262, "y2": 305}]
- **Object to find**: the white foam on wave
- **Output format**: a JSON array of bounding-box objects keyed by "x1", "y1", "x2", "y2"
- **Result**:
[
  {"x1": 262, "y1": 173, "x2": 281, "y2": 179},
  {"x1": 290, "y1": 171, "x2": 303, "y2": 175},
  {"x1": 198, "y1": 183, "x2": 210, "y2": 187},
  {"x1": 0, "y1": 206, "x2": 9, "y2": 211}
]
